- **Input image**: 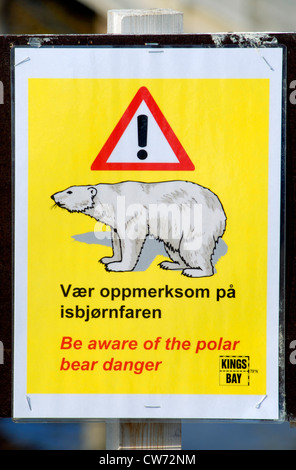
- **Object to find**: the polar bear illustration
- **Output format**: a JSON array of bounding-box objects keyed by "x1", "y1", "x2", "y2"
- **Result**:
[{"x1": 51, "y1": 180, "x2": 226, "y2": 277}]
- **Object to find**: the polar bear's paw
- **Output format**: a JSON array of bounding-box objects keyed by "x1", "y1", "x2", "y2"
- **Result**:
[
  {"x1": 182, "y1": 268, "x2": 213, "y2": 278},
  {"x1": 100, "y1": 256, "x2": 120, "y2": 265},
  {"x1": 159, "y1": 261, "x2": 184, "y2": 271},
  {"x1": 105, "y1": 262, "x2": 131, "y2": 272}
]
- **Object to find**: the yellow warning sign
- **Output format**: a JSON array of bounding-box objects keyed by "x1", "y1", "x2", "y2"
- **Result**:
[{"x1": 28, "y1": 77, "x2": 268, "y2": 392}]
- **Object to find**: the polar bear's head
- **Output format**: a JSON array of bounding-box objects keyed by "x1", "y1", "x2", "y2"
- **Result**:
[{"x1": 51, "y1": 185, "x2": 97, "y2": 213}]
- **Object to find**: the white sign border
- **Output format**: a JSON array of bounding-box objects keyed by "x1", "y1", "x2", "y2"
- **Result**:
[{"x1": 13, "y1": 45, "x2": 284, "y2": 420}]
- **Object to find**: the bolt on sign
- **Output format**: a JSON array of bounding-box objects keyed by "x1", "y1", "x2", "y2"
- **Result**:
[{"x1": 12, "y1": 43, "x2": 284, "y2": 420}]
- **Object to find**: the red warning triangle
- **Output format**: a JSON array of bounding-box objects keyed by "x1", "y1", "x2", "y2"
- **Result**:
[{"x1": 91, "y1": 86, "x2": 194, "y2": 171}]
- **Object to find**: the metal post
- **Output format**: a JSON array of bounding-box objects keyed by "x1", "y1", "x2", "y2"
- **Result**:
[
  {"x1": 106, "y1": 420, "x2": 182, "y2": 450},
  {"x1": 105, "y1": 8, "x2": 183, "y2": 450},
  {"x1": 107, "y1": 9, "x2": 183, "y2": 34}
]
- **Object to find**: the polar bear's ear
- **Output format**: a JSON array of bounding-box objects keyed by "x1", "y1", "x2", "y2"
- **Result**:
[{"x1": 88, "y1": 187, "x2": 97, "y2": 197}]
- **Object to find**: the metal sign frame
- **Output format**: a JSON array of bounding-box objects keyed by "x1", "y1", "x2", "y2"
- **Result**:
[{"x1": 0, "y1": 32, "x2": 293, "y2": 420}]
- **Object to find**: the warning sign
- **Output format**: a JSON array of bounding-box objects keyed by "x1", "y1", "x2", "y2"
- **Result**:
[
  {"x1": 13, "y1": 46, "x2": 284, "y2": 420},
  {"x1": 91, "y1": 86, "x2": 194, "y2": 171}
]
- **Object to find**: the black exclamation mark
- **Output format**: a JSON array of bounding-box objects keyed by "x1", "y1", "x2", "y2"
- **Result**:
[{"x1": 137, "y1": 114, "x2": 148, "y2": 160}]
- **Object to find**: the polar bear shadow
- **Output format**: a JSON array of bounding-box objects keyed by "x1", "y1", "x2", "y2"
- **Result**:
[{"x1": 72, "y1": 232, "x2": 227, "y2": 273}]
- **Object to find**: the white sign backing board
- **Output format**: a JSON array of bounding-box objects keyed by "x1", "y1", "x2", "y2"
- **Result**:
[{"x1": 13, "y1": 46, "x2": 284, "y2": 420}]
